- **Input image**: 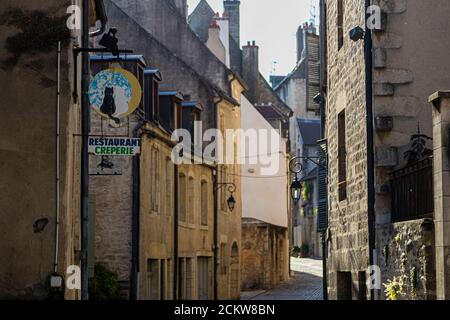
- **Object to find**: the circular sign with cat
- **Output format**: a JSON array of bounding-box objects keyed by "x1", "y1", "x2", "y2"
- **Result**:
[{"x1": 89, "y1": 67, "x2": 142, "y2": 127}]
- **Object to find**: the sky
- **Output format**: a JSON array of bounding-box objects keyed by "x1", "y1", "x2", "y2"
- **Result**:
[{"x1": 187, "y1": 0, "x2": 319, "y2": 80}]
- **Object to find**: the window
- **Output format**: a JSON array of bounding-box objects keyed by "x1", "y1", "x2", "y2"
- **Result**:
[
  {"x1": 188, "y1": 177, "x2": 195, "y2": 224},
  {"x1": 201, "y1": 180, "x2": 208, "y2": 226},
  {"x1": 185, "y1": 258, "x2": 193, "y2": 300},
  {"x1": 197, "y1": 257, "x2": 211, "y2": 300},
  {"x1": 165, "y1": 158, "x2": 172, "y2": 217},
  {"x1": 338, "y1": 110, "x2": 347, "y2": 201},
  {"x1": 337, "y1": 0, "x2": 344, "y2": 50},
  {"x1": 150, "y1": 147, "x2": 160, "y2": 212},
  {"x1": 179, "y1": 174, "x2": 187, "y2": 222},
  {"x1": 147, "y1": 259, "x2": 160, "y2": 300},
  {"x1": 178, "y1": 257, "x2": 193, "y2": 300}
]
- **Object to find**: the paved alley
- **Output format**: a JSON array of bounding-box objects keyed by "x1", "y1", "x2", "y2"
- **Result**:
[{"x1": 241, "y1": 258, "x2": 323, "y2": 300}]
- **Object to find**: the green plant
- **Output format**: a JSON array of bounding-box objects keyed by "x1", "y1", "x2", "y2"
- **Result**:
[
  {"x1": 300, "y1": 243, "x2": 309, "y2": 256},
  {"x1": 301, "y1": 181, "x2": 311, "y2": 202},
  {"x1": 89, "y1": 264, "x2": 121, "y2": 300},
  {"x1": 383, "y1": 277, "x2": 405, "y2": 300},
  {"x1": 291, "y1": 246, "x2": 301, "y2": 256},
  {"x1": 410, "y1": 267, "x2": 418, "y2": 297}
]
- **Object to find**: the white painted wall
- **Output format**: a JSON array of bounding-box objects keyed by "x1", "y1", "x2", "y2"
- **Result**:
[
  {"x1": 240, "y1": 96, "x2": 289, "y2": 227},
  {"x1": 216, "y1": 19, "x2": 230, "y2": 68}
]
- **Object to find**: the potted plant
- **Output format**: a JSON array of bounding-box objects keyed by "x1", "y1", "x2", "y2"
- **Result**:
[
  {"x1": 291, "y1": 245, "x2": 301, "y2": 258},
  {"x1": 300, "y1": 243, "x2": 309, "y2": 258}
]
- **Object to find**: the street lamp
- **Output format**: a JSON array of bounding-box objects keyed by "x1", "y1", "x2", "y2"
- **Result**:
[
  {"x1": 215, "y1": 182, "x2": 237, "y2": 212},
  {"x1": 290, "y1": 177, "x2": 302, "y2": 202},
  {"x1": 227, "y1": 194, "x2": 236, "y2": 212}
]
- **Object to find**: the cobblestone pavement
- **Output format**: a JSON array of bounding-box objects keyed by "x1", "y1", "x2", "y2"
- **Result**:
[{"x1": 241, "y1": 258, "x2": 323, "y2": 300}]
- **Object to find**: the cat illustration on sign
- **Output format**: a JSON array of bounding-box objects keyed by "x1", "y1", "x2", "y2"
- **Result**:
[{"x1": 100, "y1": 86, "x2": 120, "y2": 125}]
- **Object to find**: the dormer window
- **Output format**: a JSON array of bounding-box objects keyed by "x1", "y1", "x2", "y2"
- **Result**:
[
  {"x1": 181, "y1": 101, "x2": 203, "y2": 142},
  {"x1": 144, "y1": 69, "x2": 162, "y2": 122},
  {"x1": 159, "y1": 91, "x2": 184, "y2": 132}
]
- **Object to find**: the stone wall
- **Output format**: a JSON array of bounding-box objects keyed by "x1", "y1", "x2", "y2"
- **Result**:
[
  {"x1": 372, "y1": 0, "x2": 450, "y2": 227},
  {"x1": 241, "y1": 218, "x2": 289, "y2": 291},
  {"x1": 325, "y1": 0, "x2": 369, "y2": 300},
  {"x1": 377, "y1": 219, "x2": 435, "y2": 300},
  {"x1": 0, "y1": 0, "x2": 81, "y2": 299},
  {"x1": 429, "y1": 91, "x2": 450, "y2": 299}
]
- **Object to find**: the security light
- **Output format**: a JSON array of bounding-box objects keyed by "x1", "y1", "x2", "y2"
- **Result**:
[
  {"x1": 313, "y1": 93, "x2": 324, "y2": 105},
  {"x1": 349, "y1": 26, "x2": 365, "y2": 42}
]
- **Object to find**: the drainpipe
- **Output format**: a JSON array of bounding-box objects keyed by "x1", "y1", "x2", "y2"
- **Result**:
[
  {"x1": 54, "y1": 41, "x2": 62, "y2": 276},
  {"x1": 80, "y1": 0, "x2": 90, "y2": 300},
  {"x1": 80, "y1": 0, "x2": 108, "y2": 300},
  {"x1": 213, "y1": 96, "x2": 223, "y2": 300},
  {"x1": 364, "y1": 0, "x2": 376, "y2": 301},
  {"x1": 131, "y1": 121, "x2": 145, "y2": 300},
  {"x1": 173, "y1": 164, "x2": 179, "y2": 300},
  {"x1": 89, "y1": 0, "x2": 108, "y2": 37}
]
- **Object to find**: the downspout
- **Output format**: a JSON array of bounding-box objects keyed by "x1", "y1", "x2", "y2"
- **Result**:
[
  {"x1": 89, "y1": 0, "x2": 108, "y2": 37},
  {"x1": 80, "y1": 0, "x2": 90, "y2": 300},
  {"x1": 319, "y1": 0, "x2": 328, "y2": 301},
  {"x1": 213, "y1": 96, "x2": 223, "y2": 300},
  {"x1": 173, "y1": 163, "x2": 179, "y2": 299},
  {"x1": 364, "y1": 0, "x2": 376, "y2": 301},
  {"x1": 54, "y1": 41, "x2": 62, "y2": 277},
  {"x1": 131, "y1": 120, "x2": 145, "y2": 300},
  {"x1": 80, "y1": 0, "x2": 108, "y2": 299}
]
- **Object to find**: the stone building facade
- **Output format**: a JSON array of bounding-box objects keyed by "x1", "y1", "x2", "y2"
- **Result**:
[
  {"x1": 0, "y1": 0, "x2": 106, "y2": 299},
  {"x1": 323, "y1": 0, "x2": 450, "y2": 300},
  {"x1": 88, "y1": 0, "x2": 246, "y2": 300},
  {"x1": 188, "y1": 0, "x2": 291, "y2": 293}
]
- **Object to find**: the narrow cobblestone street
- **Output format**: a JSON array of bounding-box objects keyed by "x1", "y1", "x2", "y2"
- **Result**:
[{"x1": 241, "y1": 258, "x2": 323, "y2": 300}]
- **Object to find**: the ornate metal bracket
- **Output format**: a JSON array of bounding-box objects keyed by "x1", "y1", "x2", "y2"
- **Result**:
[
  {"x1": 214, "y1": 182, "x2": 237, "y2": 194},
  {"x1": 289, "y1": 156, "x2": 327, "y2": 174}
]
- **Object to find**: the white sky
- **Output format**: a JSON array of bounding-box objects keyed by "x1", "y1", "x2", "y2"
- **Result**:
[{"x1": 187, "y1": 0, "x2": 319, "y2": 80}]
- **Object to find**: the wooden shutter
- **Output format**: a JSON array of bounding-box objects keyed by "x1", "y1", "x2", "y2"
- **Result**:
[{"x1": 317, "y1": 140, "x2": 328, "y2": 232}]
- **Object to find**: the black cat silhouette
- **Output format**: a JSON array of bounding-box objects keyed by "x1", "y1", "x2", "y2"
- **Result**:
[{"x1": 100, "y1": 87, "x2": 120, "y2": 124}]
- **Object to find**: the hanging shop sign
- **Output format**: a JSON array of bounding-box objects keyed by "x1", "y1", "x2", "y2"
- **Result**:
[
  {"x1": 88, "y1": 67, "x2": 142, "y2": 125},
  {"x1": 88, "y1": 137, "x2": 141, "y2": 156}
]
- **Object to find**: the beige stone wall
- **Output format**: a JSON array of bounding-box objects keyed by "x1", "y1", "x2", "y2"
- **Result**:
[
  {"x1": 429, "y1": 92, "x2": 450, "y2": 300},
  {"x1": 372, "y1": 0, "x2": 450, "y2": 225},
  {"x1": 216, "y1": 82, "x2": 243, "y2": 300},
  {"x1": 241, "y1": 218, "x2": 289, "y2": 291},
  {"x1": 89, "y1": 113, "x2": 135, "y2": 290},
  {"x1": 0, "y1": 0, "x2": 82, "y2": 299},
  {"x1": 138, "y1": 123, "x2": 215, "y2": 300},
  {"x1": 325, "y1": 0, "x2": 369, "y2": 300}
]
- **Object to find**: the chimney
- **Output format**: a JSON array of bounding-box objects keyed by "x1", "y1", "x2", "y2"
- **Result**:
[
  {"x1": 172, "y1": 0, "x2": 188, "y2": 19},
  {"x1": 296, "y1": 25, "x2": 305, "y2": 62},
  {"x1": 223, "y1": 0, "x2": 240, "y2": 46},
  {"x1": 206, "y1": 18, "x2": 227, "y2": 65},
  {"x1": 242, "y1": 41, "x2": 260, "y2": 102}
]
